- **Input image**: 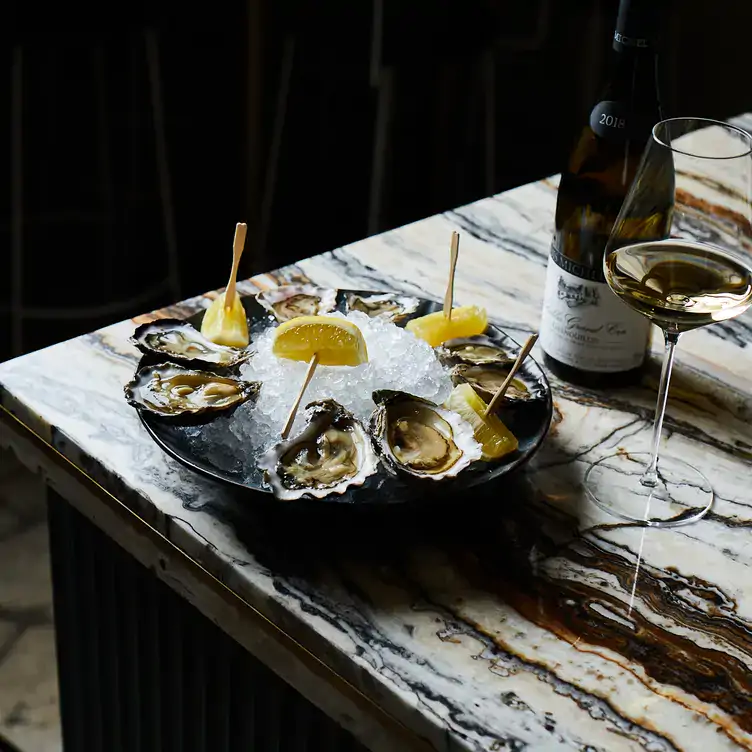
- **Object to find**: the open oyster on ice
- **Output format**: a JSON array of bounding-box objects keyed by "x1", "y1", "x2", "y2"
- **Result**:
[
  {"x1": 345, "y1": 292, "x2": 420, "y2": 322},
  {"x1": 132, "y1": 319, "x2": 250, "y2": 369},
  {"x1": 258, "y1": 400, "x2": 378, "y2": 500},
  {"x1": 436, "y1": 336, "x2": 513, "y2": 368},
  {"x1": 256, "y1": 284, "x2": 337, "y2": 322},
  {"x1": 450, "y1": 363, "x2": 540, "y2": 406},
  {"x1": 369, "y1": 391, "x2": 481, "y2": 479},
  {"x1": 125, "y1": 362, "x2": 260, "y2": 418}
]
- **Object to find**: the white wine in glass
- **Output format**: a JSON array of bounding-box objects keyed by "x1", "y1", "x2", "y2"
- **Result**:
[
  {"x1": 606, "y1": 240, "x2": 752, "y2": 331},
  {"x1": 585, "y1": 118, "x2": 752, "y2": 527}
]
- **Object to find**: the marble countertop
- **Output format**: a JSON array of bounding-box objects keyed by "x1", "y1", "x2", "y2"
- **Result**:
[{"x1": 3, "y1": 119, "x2": 752, "y2": 751}]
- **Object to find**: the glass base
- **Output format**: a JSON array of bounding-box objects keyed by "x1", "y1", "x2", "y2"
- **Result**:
[{"x1": 584, "y1": 452, "x2": 713, "y2": 528}]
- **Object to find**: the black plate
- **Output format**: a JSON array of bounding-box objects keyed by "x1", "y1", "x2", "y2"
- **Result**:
[{"x1": 137, "y1": 289, "x2": 553, "y2": 504}]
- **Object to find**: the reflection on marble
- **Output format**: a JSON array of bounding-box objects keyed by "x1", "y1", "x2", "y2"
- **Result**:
[
  {"x1": 2, "y1": 122, "x2": 752, "y2": 750},
  {"x1": 0, "y1": 450, "x2": 61, "y2": 752}
]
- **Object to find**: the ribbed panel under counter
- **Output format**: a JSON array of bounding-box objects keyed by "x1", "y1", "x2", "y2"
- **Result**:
[{"x1": 46, "y1": 490, "x2": 368, "y2": 752}]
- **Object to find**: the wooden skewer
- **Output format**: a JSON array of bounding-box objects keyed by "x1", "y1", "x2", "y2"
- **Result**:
[
  {"x1": 443, "y1": 231, "x2": 460, "y2": 321},
  {"x1": 225, "y1": 222, "x2": 248, "y2": 309},
  {"x1": 483, "y1": 333, "x2": 539, "y2": 418},
  {"x1": 281, "y1": 353, "x2": 320, "y2": 439}
]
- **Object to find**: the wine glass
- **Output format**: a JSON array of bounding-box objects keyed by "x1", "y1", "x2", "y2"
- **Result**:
[{"x1": 584, "y1": 117, "x2": 752, "y2": 527}]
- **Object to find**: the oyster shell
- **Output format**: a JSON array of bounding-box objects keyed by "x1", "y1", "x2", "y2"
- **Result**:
[
  {"x1": 369, "y1": 391, "x2": 481, "y2": 479},
  {"x1": 125, "y1": 362, "x2": 260, "y2": 418},
  {"x1": 436, "y1": 336, "x2": 513, "y2": 367},
  {"x1": 132, "y1": 319, "x2": 250, "y2": 369},
  {"x1": 256, "y1": 284, "x2": 337, "y2": 322},
  {"x1": 345, "y1": 292, "x2": 420, "y2": 322},
  {"x1": 450, "y1": 364, "x2": 537, "y2": 405},
  {"x1": 258, "y1": 400, "x2": 378, "y2": 500}
]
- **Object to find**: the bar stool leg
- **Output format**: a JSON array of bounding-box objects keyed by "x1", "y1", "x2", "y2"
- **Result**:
[
  {"x1": 94, "y1": 43, "x2": 118, "y2": 303},
  {"x1": 11, "y1": 47, "x2": 24, "y2": 357},
  {"x1": 367, "y1": 68, "x2": 393, "y2": 238},
  {"x1": 145, "y1": 28, "x2": 181, "y2": 302},
  {"x1": 483, "y1": 48, "x2": 496, "y2": 197},
  {"x1": 258, "y1": 35, "x2": 296, "y2": 272},
  {"x1": 367, "y1": 0, "x2": 392, "y2": 237}
]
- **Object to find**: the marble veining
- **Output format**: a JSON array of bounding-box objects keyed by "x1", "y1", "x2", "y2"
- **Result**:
[{"x1": 2, "y1": 122, "x2": 752, "y2": 750}]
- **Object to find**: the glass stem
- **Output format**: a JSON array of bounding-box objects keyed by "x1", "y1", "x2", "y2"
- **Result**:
[{"x1": 641, "y1": 329, "x2": 680, "y2": 488}]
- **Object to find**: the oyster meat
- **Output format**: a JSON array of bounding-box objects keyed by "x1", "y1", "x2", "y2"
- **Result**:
[
  {"x1": 256, "y1": 284, "x2": 337, "y2": 322},
  {"x1": 369, "y1": 390, "x2": 481, "y2": 479},
  {"x1": 450, "y1": 363, "x2": 537, "y2": 405},
  {"x1": 132, "y1": 319, "x2": 250, "y2": 369},
  {"x1": 436, "y1": 336, "x2": 513, "y2": 368},
  {"x1": 125, "y1": 362, "x2": 260, "y2": 418},
  {"x1": 345, "y1": 292, "x2": 420, "y2": 322},
  {"x1": 258, "y1": 400, "x2": 378, "y2": 500}
]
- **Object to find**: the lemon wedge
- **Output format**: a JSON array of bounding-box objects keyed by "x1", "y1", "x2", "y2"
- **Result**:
[
  {"x1": 201, "y1": 223, "x2": 250, "y2": 348},
  {"x1": 273, "y1": 316, "x2": 368, "y2": 366},
  {"x1": 406, "y1": 305, "x2": 487, "y2": 347},
  {"x1": 201, "y1": 292, "x2": 249, "y2": 348},
  {"x1": 445, "y1": 383, "x2": 518, "y2": 460}
]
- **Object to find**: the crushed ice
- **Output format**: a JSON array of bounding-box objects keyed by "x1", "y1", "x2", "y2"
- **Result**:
[{"x1": 232, "y1": 310, "x2": 454, "y2": 453}]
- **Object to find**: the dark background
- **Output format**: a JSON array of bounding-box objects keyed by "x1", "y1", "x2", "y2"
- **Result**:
[{"x1": 3, "y1": 0, "x2": 750, "y2": 361}]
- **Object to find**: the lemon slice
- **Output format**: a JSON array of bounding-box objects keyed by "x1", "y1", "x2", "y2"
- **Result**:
[
  {"x1": 273, "y1": 316, "x2": 368, "y2": 366},
  {"x1": 445, "y1": 383, "x2": 518, "y2": 460},
  {"x1": 201, "y1": 292, "x2": 250, "y2": 348},
  {"x1": 406, "y1": 305, "x2": 488, "y2": 347}
]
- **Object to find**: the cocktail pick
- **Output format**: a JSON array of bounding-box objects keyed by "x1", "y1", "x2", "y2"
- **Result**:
[
  {"x1": 225, "y1": 222, "x2": 247, "y2": 309},
  {"x1": 281, "y1": 353, "x2": 320, "y2": 439},
  {"x1": 484, "y1": 333, "x2": 539, "y2": 418},
  {"x1": 443, "y1": 231, "x2": 460, "y2": 322}
]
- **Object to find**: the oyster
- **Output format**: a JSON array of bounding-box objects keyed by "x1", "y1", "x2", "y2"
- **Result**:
[
  {"x1": 345, "y1": 292, "x2": 420, "y2": 322},
  {"x1": 132, "y1": 319, "x2": 249, "y2": 369},
  {"x1": 256, "y1": 284, "x2": 337, "y2": 322},
  {"x1": 369, "y1": 391, "x2": 481, "y2": 479},
  {"x1": 450, "y1": 363, "x2": 537, "y2": 405},
  {"x1": 125, "y1": 362, "x2": 260, "y2": 418},
  {"x1": 258, "y1": 400, "x2": 378, "y2": 500},
  {"x1": 436, "y1": 336, "x2": 513, "y2": 367}
]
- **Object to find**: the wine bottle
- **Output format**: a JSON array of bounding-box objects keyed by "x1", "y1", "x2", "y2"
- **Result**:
[{"x1": 539, "y1": 0, "x2": 670, "y2": 387}]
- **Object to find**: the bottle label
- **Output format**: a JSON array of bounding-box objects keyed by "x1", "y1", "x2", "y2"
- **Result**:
[
  {"x1": 589, "y1": 101, "x2": 629, "y2": 141},
  {"x1": 589, "y1": 100, "x2": 656, "y2": 144},
  {"x1": 613, "y1": 0, "x2": 659, "y2": 51},
  {"x1": 613, "y1": 30, "x2": 649, "y2": 49},
  {"x1": 539, "y1": 247, "x2": 650, "y2": 373}
]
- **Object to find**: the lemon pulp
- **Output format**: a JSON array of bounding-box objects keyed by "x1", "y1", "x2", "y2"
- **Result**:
[
  {"x1": 201, "y1": 292, "x2": 249, "y2": 348},
  {"x1": 273, "y1": 316, "x2": 368, "y2": 366},
  {"x1": 445, "y1": 383, "x2": 518, "y2": 460},
  {"x1": 406, "y1": 305, "x2": 488, "y2": 347}
]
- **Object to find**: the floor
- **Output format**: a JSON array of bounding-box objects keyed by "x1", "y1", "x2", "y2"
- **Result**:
[{"x1": 0, "y1": 449, "x2": 62, "y2": 752}]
